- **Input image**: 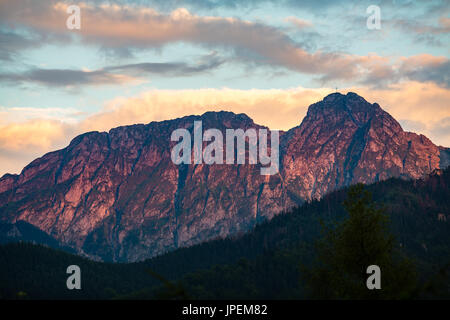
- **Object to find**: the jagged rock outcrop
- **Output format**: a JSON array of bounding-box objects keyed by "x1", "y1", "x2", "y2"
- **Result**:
[
  {"x1": 0, "y1": 92, "x2": 448, "y2": 261},
  {"x1": 281, "y1": 92, "x2": 444, "y2": 201}
]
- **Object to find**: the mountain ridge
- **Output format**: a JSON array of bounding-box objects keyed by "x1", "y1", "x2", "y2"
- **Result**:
[
  {"x1": 1, "y1": 167, "x2": 449, "y2": 299},
  {"x1": 0, "y1": 92, "x2": 448, "y2": 261}
]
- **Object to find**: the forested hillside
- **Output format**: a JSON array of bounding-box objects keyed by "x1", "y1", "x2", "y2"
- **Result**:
[{"x1": 1, "y1": 168, "x2": 449, "y2": 299}]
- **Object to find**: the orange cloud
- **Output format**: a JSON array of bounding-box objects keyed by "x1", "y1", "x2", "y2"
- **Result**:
[
  {"x1": 79, "y1": 86, "x2": 331, "y2": 132},
  {"x1": 2, "y1": 1, "x2": 447, "y2": 87},
  {"x1": 0, "y1": 119, "x2": 75, "y2": 175},
  {"x1": 0, "y1": 119, "x2": 72, "y2": 151},
  {"x1": 0, "y1": 82, "x2": 449, "y2": 176},
  {"x1": 284, "y1": 16, "x2": 312, "y2": 29},
  {"x1": 80, "y1": 82, "x2": 450, "y2": 145},
  {"x1": 350, "y1": 81, "x2": 450, "y2": 146}
]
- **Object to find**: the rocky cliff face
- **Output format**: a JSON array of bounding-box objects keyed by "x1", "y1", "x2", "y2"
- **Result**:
[
  {"x1": 0, "y1": 92, "x2": 448, "y2": 261},
  {"x1": 281, "y1": 92, "x2": 446, "y2": 201}
]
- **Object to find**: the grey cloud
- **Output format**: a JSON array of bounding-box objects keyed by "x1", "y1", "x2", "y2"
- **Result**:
[
  {"x1": 98, "y1": 0, "x2": 358, "y2": 12},
  {"x1": 0, "y1": 53, "x2": 226, "y2": 87},
  {"x1": 0, "y1": 68, "x2": 125, "y2": 87},
  {"x1": 0, "y1": 0, "x2": 448, "y2": 89},
  {"x1": 401, "y1": 60, "x2": 450, "y2": 88},
  {"x1": 0, "y1": 25, "x2": 71, "y2": 62},
  {"x1": 431, "y1": 117, "x2": 450, "y2": 134},
  {"x1": 100, "y1": 0, "x2": 448, "y2": 15},
  {"x1": 390, "y1": 17, "x2": 450, "y2": 47},
  {"x1": 346, "y1": 57, "x2": 450, "y2": 89},
  {"x1": 107, "y1": 52, "x2": 225, "y2": 75},
  {"x1": 393, "y1": 18, "x2": 450, "y2": 35},
  {"x1": 399, "y1": 119, "x2": 427, "y2": 133},
  {"x1": 430, "y1": 117, "x2": 450, "y2": 147},
  {"x1": 0, "y1": 29, "x2": 43, "y2": 61}
]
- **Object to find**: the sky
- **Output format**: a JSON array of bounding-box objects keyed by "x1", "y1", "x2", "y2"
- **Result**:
[{"x1": 0, "y1": 0, "x2": 449, "y2": 176}]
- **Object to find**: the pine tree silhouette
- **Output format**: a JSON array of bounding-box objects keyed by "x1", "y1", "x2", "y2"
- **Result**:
[{"x1": 302, "y1": 183, "x2": 417, "y2": 299}]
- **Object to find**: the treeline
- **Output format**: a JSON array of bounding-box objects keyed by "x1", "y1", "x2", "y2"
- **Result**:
[{"x1": 0, "y1": 168, "x2": 449, "y2": 299}]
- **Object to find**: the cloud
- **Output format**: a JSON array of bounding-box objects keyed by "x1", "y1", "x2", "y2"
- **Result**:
[
  {"x1": 78, "y1": 82, "x2": 450, "y2": 147},
  {"x1": 0, "y1": 67, "x2": 139, "y2": 87},
  {"x1": 393, "y1": 16, "x2": 450, "y2": 35},
  {"x1": 0, "y1": 119, "x2": 73, "y2": 151},
  {"x1": 351, "y1": 81, "x2": 450, "y2": 147},
  {"x1": 0, "y1": 28, "x2": 42, "y2": 61},
  {"x1": 104, "y1": 51, "x2": 225, "y2": 75},
  {"x1": 83, "y1": 0, "x2": 449, "y2": 16},
  {"x1": 0, "y1": 52, "x2": 225, "y2": 87},
  {"x1": 0, "y1": 86, "x2": 331, "y2": 176},
  {"x1": 359, "y1": 54, "x2": 450, "y2": 89},
  {"x1": 68, "y1": 0, "x2": 347, "y2": 12},
  {"x1": 430, "y1": 117, "x2": 450, "y2": 146},
  {"x1": 398, "y1": 55, "x2": 450, "y2": 88},
  {"x1": 0, "y1": 2, "x2": 333, "y2": 76},
  {"x1": 1, "y1": 81, "x2": 449, "y2": 176},
  {"x1": 390, "y1": 16, "x2": 450, "y2": 47},
  {"x1": 0, "y1": 1, "x2": 448, "y2": 88},
  {"x1": 284, "y1": 16, "x2": 312, "y2": 29},
  {"x1": 0, "y1": 119, "x2": 76, "y2": 176},
  {"x1": 79, "y1": 86, "x2": 331, "y2": 133},
  {"x1": 0, "y1": 106, "x2": 83, "y2": 125}
]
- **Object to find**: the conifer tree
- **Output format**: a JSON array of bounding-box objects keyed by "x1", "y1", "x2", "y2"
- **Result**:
[{"x1": 303, "y1": 183, "x2": 417, "y2": 299}]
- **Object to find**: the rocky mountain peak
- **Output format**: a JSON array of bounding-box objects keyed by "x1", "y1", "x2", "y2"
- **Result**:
[
  {"x1": 198, "y1": 110, "x2": 257, "y2": 130},
  {"x1": 306, "y1": 92, "x2": 385, "y2": 127},
  {"x1": 0, "y1": 93, "x2": 447, "y2": 262}
]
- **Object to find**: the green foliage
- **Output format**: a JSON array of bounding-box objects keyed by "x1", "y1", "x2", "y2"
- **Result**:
[
  {"x1": 0, "y1": 169, "x2": 449, "y2": 299},
  {"x1": 146, "y1": 270, "x2": 191, "y2": 300},
  {"x1": 303, "y1": 184, "x2": 417, "y2": 299}
]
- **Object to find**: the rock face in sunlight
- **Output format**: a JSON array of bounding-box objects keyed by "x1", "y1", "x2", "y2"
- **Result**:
[{"x1": 0, "y1": 92, "x2": 448, "y2": 262}]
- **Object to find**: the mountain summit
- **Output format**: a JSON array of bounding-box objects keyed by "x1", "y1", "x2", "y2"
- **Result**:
[
  {"x1": 0, "y1": 92, "x2": 448, "y2": 261},
  {"x1": 282, "y1": 92, "x2": 448, "y2": 201}
]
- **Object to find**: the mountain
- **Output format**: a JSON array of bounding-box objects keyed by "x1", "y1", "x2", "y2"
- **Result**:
[
  {"x1": 1, "y1": 168, "x2": 449, "y2": 299},
  {"x1": 0, "y1": 92, "x2": 448, "y2": 262}
]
